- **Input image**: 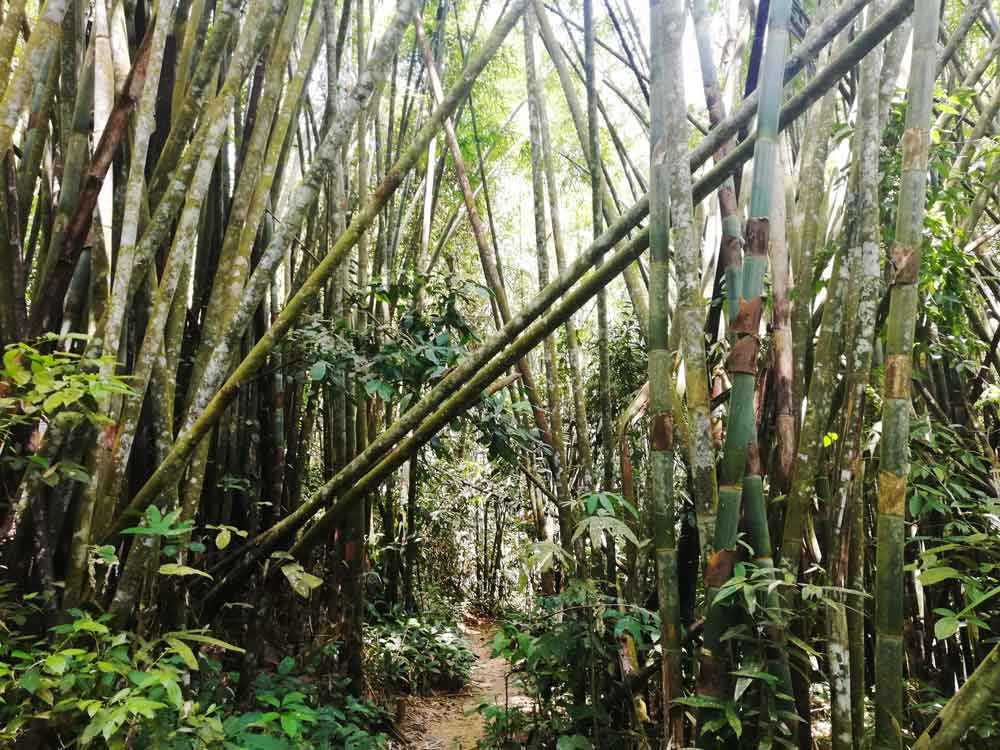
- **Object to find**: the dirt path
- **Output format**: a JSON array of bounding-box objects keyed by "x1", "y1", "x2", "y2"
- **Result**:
[{"x1": 397, "y1": 622, "x2": 527, "y2": 749}]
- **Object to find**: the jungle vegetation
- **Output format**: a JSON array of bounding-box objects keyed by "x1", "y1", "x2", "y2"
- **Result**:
[{"x1": 0, "y1": 0, "x2": 999, "y2": 747}]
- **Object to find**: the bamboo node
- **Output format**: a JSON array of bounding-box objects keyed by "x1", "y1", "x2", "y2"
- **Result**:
[
  {"x1": 650, "y1": 413, "x2": 674, "y2": 451},
  {"x1": 744, "y1": 217, "x2": 770, "y2": 258},
  {"x1": 884, "y1": 354, "x2": 912, "y2": 399},
  {"x1": 900, "y1": 127, "x2": 930, "y2": 171},
  {"x1": 889, "y1": 241, "x2": 920, "y2": 285},
  {"x1": 877, "y1": 470, "x2": 908, "y2": 516},
  {"x1": 725, "y1": 334, "x2": 759, "y2": 375}
]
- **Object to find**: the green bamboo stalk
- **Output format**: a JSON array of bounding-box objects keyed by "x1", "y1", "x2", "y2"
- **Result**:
[
  {"x1": 702, "y1": 0, "x2": 793, "y2": 735},
  {"x1": 780, "y1": 239, "x2": 850, "y2": 576},
  {"x1": 828, "y1": 8, "x2": 884, "y2": 748},
  {"x1": 878, "y1": 15, "x2": 911, "y2": 133},
  {"x1": 769, "y1": 152, "x2": 794, "y2": 492},
  {"x1": 650, "y1": 0, "x2": 684, "y2": 741},
  {"x1": 534, "y1": 60, "x2": 595, "y2": 487},
  {"x1": 15, "y1": 45, "x2": 59, "y2": 240},
  {"x1": 148, "y1": 0, "x2": 244, "y2": 206},
  {"x1": 687, "y1": 1, "x2": 746, "y2": 717},
  {"x1": 875, "y1": 0, "x2": 940, "y2": 747},
  {"x1": 29, "y1": 40, "x2": 94, "y2": 319},
  {"x1": 531, "y1": 0, "x2": 649, "y2": 340},
  {"x1": 524, "y1": 12, "x2": 570, "y2": 511},
  {"x1": 913, "y1": 643, "x2": 1000, "y2": 750},
  {"x1": 342, "y1": 0, "x2": 369, "y2": 687},
  {"x1": 171, "y1": 0, "x2": 208, "y2": 122},
  {"x1": 30, "y1": 16, "x2": 163, "y2": 337},
  {"x1": 694, "y1": 0, "x2": 914, "y2": 206},
  {"x1": 665, "y1": 0, "x2": 719, "y2": 591},
  {"x1": 690, "y1": 0, "x2": 742, "y2": 331},
  {"x1": 177, "y1": 0, "x2": 317, "y2": 525},
  {"x1": 584, "y1": 0, "x2": 613, "y2": 499},
  {"x1": 95, "y1": 0, "x2": 284, "y2": 540},
  {"x1": 0, "y1": 0, "x2": 27, "y2": 96},
  {"x1": 788, "y1": 0, "x2": 840, "y2": 425},
  {"x1": 66, "y1": 0, "x2": 262, "y2": 606}
]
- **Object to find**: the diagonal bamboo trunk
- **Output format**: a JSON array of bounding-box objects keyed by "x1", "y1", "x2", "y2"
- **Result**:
[
  {"x1": 412, "y1": 9, "x2": 572, "y2": 553},
  {"x1": 913, "y1": 643, "x2": 1000, "y2": 750}
]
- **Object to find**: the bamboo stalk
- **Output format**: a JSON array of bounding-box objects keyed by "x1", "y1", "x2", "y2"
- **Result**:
[
  {"x1": 650, "y1": 0, "x2": 685, "y2": 741},
  {"x1": 874, "y1": 0, "x2": 940, "y2": 747}
]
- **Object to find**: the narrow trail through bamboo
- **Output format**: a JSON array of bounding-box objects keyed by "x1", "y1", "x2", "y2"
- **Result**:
[{"x1": 401, "y1": 623, "x2": 525, "y2": 749}]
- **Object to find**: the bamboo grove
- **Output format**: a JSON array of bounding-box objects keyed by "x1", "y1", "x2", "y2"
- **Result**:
[{"x1": 0, "y1": 0, "x2": 999, "y2": 747}]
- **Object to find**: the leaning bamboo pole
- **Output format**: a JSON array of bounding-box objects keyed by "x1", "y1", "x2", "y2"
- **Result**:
[
  {"x1": 202, "y1": 18, "x2": 895, "y2": 600},
  {"x1": 874, "y1": 0, "x2": 939, "y2": 747},
  {"x1": 913, "y1": 643, "x2": 1000, "y2": 750},
  {"x1": 412, "y1": 11, "x2": 570, "y2": 547}
]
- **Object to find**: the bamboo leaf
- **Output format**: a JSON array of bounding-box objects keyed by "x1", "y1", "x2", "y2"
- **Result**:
[
  {"x1": 158, "y1": 564, "x2": 212, "y2": 580},
  {"x1": 919, "y1": 566, "x2": 960, "y2": 586},
  {"x1": 165, "y1": 637, "x2": 199, "y2": 670},
  {"x1": 935, "y1": 617, "x2": 959, "y2": 640}
]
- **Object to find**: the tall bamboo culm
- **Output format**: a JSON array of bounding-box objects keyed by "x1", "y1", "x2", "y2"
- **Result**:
[
  {"x1": 648, "y1": 0, "x2": 683, "y2": 744},
  {"x1": 699, "y1": 0, "x2": 793, "y2": 739},
  {"x1": 874, "y1": 0, "x2": 939, "y2": 747}
]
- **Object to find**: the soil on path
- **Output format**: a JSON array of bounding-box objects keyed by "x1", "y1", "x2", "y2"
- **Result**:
[{"x1": 397, "y1": 621, "x2": 528, "y2": 749}]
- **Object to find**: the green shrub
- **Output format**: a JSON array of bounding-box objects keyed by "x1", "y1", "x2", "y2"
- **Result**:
[
  {"x1": 364, "y1": 609, "x2": 474, "y2": 694},
  {"x1": 480, "y1": 580, "x2": 659, "y2": 749},
  {"x1": 0, "y1": 598, "x2": 388, "y2": 749}
]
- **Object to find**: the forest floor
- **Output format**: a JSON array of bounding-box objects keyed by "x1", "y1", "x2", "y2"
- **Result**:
[{"x1": 397, "y1": 620, "x2": 528, "y2": 749}]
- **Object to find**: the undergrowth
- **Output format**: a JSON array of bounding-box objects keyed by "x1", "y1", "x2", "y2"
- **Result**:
[
  {"x1": 478, "y1": 580, "x2": 660, "y2": 750},
  {"x1": 364, "y1": 604, "x2": 475, "y2": 695},
  {"x1": 0, "y1": 589, "x2": 477, "y2": 748}
]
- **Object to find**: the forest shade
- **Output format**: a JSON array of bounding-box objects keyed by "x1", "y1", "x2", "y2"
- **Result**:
[{"x1": 117, "y1": 0, "x2": 911, "y2": 607}]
